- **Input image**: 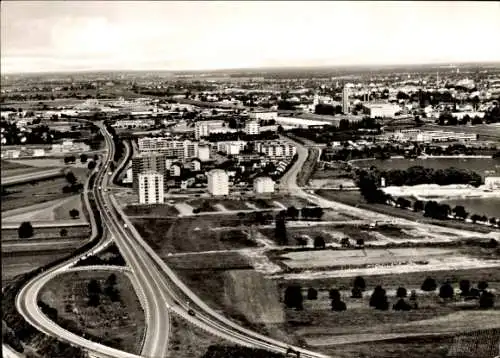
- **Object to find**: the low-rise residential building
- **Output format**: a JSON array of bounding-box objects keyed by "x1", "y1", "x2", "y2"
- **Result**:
[
  {"x1": 255, "y1": 141, "x2": 296, "y2": 158},
  {"x1": 138, "y1": 171, "x2": 164, "y2": 204},
  {"x1": 244, "y1": 120, "x2": 260, "y2": 135},
  {"x1": 195, "y1": 120, "x2": 236, "y2": 139},
  {"x1": 198, "y1": 145, "x2": 211, "y2": 161},
  {"x1": 253, "y1": 176, "x2": 275, "y2": 194},
  {"x1": 207, "y1": 169, "x2": 229, "y2": 196}
]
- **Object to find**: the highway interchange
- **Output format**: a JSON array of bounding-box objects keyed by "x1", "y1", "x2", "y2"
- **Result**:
[
  {"x1": 12, "y1": 122, "x2": 331, "y2": 358},
  {"x1": 8, "y1": 120, "x2": 500, "y2": 358}
]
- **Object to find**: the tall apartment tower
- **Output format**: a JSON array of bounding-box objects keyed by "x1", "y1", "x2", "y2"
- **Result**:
[
  {"x1": 206, "y1": 169, "x2": 229, "y2": 196},
  {"x1": 132, "y1": 153, "x2": 166, "y2": 191},
  {"x1": 342, "y1": 85, "x2": 350, "y2": 114},
  {"x1": 138, "y1": 171, "x2": 164, "y2": 204}
]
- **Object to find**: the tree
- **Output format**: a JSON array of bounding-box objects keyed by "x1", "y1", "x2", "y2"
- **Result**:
[
  {"x1": 275, "y1": 213, "x2": 288, "y2": 245},
  {"x1": 356, "y1": 238, "x2": 365, "y2": 248},
  {"x1": 286, "y1": 206, "x2": 299, "y2": 219},
  {"x1": 369, "y1": 285, "x2": 389, "y2": 310},
  {"x1": 18, "y1": 221, "x2": 34, "y2": 238},
  {"x1": 478, "y1": 281, "x2": 489, "y2": 291},
  {"x1": 329, "y1": 289, "x2": 341, "y2": 301},
  {"x1": 106, "y1": 273, "x2": 117, "y2": 287},
  {"x1": 351, "y1": 286, "x2": 363, "y2": 298},
  {"x1": 489, "y1": 217, "x2": 497, "y2": 226},
  {"x1": 284, "y1": 285, "x2": 303, "y2": 310},
  {"x1": 80, "y1": 154, "x2": 88, "y2": 163},
  {"x1": 413, "y1": 200, "x2": 424, "y2": 212},
  {"x1": 60, "y1": 228, "x2": 68, "y2": 237},
  {"x1": 396, "y1": 197, "x2": 411, "y2": 209},
  {"x1": 307, "y1": 288, "x2": 318, "y2": 300},
  {"x1": 393, "y1": 299, "x2": 412, "y2": 311},
  {"x1": 479, "y1": 291, "x2": 495, "y2": 309},
  {"x1": 459, "y1": 280, "x2": 471, "y2": 296},
  {"x1": 470, "y1": 214, "x2": 481, "y2": 223},
  {"x1": 421, "y1": 277, "x2": 437, "y2": 291},
  {"x1": 69, "y1": 209, "x2": 80, "y2": 219},
  {"x1": 353, "y1": 276, "x2": 366, "y2": 291},
  {"x1": 439, "y1": 282, "x2": 454, "y2": 300},
  {"x1": 87, "y1": 160, "x2": 96, "y2": 170},
  {"x1": 296, "y1": 236, "x2": 307, "y2": 247},
  {"x1": 452, "y1": 205, "x2": 468, "y2": 220},
  {"x1": 314, "y1": 236, "x2": 326, "y2": 249},
  {"x1": 396, "y1": 287, "x2": 407, "y2": 298},
  {"x1": 65, "y1": 171, "x2": 77, "y2": 185},
  {"x1": 340, "y1": 237, "x2": 351, "y2": 248},
  {"x1": 87, "y1": 279, "x2": 101, "y2": 307},
  {"x1": 331, "y1": 299, "x2": 347, "y2": 312}
]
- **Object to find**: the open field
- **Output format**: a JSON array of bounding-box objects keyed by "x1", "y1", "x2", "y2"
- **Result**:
[
  {"x1": 2, "y1": 195, "x2": 85, "y2": 222},
  {"x1": 1, "y1": 251, "x2": 77, "y2": 287},
  {"x1": 132, "y1": 216, "x2": 258, "y2": 254},
  {"x1": 1, "y1": 162, "x2": 56, "y2": 179},
  {"x1": 1, "y1": 160, "x2": 34, "y2": 170},
  {"x1": 280, "y1": 248, "x2": 457, "y2": 270},
  {"x1": 7, "y1": 157, "x2": 93, "y2": 169},
  {"x1": 1, "y1": 168, "x2": 88, "y2": 212},
  {"x1": 123, "y1": 204, "x2": 180, "y2": 217},
  {"x1": 166, "y1": 313, "x2": 229, "y2": 358},
  {"x1": 39, "y1": 270, "x2": 145, "y2": 354},
  {"x1": 316, "y1": 189, "x2": 498, "y2": 233},
  {"x1": 1, "y1": 225, "x2": 90, "y2": 240}
]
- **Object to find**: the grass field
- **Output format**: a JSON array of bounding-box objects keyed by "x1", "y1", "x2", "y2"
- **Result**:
[
  {"x1": 123, "y1": 204, "x2": 180, "y2": 217},
  {"x1": 166, "y1": 313, "x2": 228, "y2": 358},
  {"x1": 316, "y1": 190, "x2": 498, "y2": 233},
  {"x1": 1, "y1": 168, "x2": 88, "y2": 212},
  {"x1": 132, "y1": 216, "x2": 258, "y2": 255},
  {"x1": 39, "y1": 270, "x2": 145, "y2": 354},
  {"x1": 1, "y1": 160, "x2": 33, "y2": 171},
  {"x1": 1, "y1": 251, "x2": 75, "y2": 287},
  {"x1": 1, "y1": 226, "x2": 90, "y2": 241}
]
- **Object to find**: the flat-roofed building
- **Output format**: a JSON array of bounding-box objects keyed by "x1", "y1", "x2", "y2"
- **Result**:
[
  {"x1": 207, "y1": 169, "x2": 229, "y2": 196},
  {"x1": 138, "y1": 171, "x2": 164, "y2": 204},
  {"x1": 254, "y1": 177, "x2": 275, "y2": 194}
]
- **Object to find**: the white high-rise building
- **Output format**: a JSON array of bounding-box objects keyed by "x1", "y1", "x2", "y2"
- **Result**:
[
  {"x1": 207, "y1": 169, "x2": 229, "y2": 196},
  {"x1": 342, "y1": 86, "x2": 350, "y2": 114},
  {"x1": 245, "y1": 120, "x2": 260, "y2": 135},
  {"x1": 253, "y1": 177, "x2": 275, "y2": 194},
  {"x1": 198, "y1": 145, "x2": 210, "y2": 161},
  {"x1": 138, "y1": 171, "x2": 164, "y2": 204}
]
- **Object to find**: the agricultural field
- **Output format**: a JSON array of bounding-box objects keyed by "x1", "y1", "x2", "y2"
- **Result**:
[
  {"x1": 276, "y1": 264, "x2": 500, "y2": 356},
  {"x1": 39, "y1": 270, "x2": 145, "y2": 354},
  {"x1": 132, "y1": 216, "x2": 258, "y2": 255},
  {"x1": 1, "y1": 225, "x2": 90, "y2": 241},
  {"x1": 1, "y1": 251, "x2": 76, "y2": 287},
  {"x1": 166, "y1": 313, "x2": 228, "y2": 358},
  {"x1": 123, "y1": 204, "x2": 180, "y2": 217},
  {"x1": 1, "y1": 168, "x2": 88, "y2": 212}
]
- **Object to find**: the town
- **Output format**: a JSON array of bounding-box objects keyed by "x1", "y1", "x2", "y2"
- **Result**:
[{"x1": 2, "y1": 2, "x2": 500, "y2": 358}]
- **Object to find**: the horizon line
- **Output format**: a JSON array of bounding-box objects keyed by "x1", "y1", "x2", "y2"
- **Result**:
[{"x1": 2, "y1": 60, "x2": 500, "y2": 77}]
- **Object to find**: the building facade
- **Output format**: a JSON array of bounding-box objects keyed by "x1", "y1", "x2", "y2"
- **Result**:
[
  {"x1": 244, "y1": 120, "x2": 260, "y2": 135},
  {"x1": 255, "y1": 141, "x2": 296, "y2": 158},
  {"x1": 132, "y1": 153, "x2": 166, "y2": 191},
  {"x1": 207, "y1": 169, "x2": 229, "y2": 196},
  {"x1": 253, "y1": 176, "x2": 275, "y2": 194},
  {"x1": 138, "y1": 171, "x2": 164, "y2": 204}
]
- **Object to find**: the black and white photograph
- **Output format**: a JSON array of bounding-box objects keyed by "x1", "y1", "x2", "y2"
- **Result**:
[{"x1": 1, "y1": 1, "x2": 500, "y2": 357}]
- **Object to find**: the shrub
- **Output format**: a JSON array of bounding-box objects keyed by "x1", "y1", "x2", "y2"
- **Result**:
[
  {"x1": 307, "y1": 288, "x2": 318, "y2": 300},
  {"x1": 439, "y1": 283, "x2": 454, "y2": 300},
  {"x1": 478, "y1": 281, "x2": 489, "y2": 291},
  {"x1": 479, "y1": 291, "x2": 495, "y2": 309},
  {"x1": 459, "y1": 280, "x2": 471, "y2": 296},
  {"x1": 421, "y1": 277, "x2": 437, "y2": 291},
  {"x1": 353, "y1": 276, "x2": 366, "y2": 291},
  {"x1": 396, "y1": 287, "x2": 407, "y2": 298},
  {"x1": 18, "y1": 222, "x2": 34, "y2": 239}
]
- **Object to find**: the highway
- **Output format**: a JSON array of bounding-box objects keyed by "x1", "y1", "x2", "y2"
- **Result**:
[{"x1": 97, "y1": 123, "x2": 331, "y2": 357}]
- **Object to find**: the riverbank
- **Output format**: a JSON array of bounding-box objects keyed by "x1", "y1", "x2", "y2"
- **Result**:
[{"x1": 382, "y1": 184, "x2": 500, "y2": 201}]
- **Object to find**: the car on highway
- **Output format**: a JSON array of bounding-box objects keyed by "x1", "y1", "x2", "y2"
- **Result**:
[
  {"x1": 188, "y1": 309, "x2": 196, "y2": 316},
  {"x1": 123, "y1": 224, "x2": 128, "y2": 228}
]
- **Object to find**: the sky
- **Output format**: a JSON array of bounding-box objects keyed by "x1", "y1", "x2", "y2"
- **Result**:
[{"x1": 1, "y1": 1, "x2": 500, "y2": 74}]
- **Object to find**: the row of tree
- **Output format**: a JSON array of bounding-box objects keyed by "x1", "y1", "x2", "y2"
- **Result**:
[
  {"x1": 284, "y1": 276, "x2": 495, "y2": 312},
  {"x1": 376, "y1": 166, "x2": 483, "y2": 187}
]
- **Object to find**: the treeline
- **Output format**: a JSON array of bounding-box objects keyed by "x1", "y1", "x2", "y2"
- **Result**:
[
  {"x1": 284, "y1": 276, "x2": 495, "y2": 313},
  {"x1": 379, "y1": 166, "x2": 483, "y2": 187},
  {"x1": 437, "y1": 105, "x2": 500, "y2": 125}
]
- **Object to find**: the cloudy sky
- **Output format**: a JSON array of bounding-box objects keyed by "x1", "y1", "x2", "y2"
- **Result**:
[{"x1": 1, "y1": 1, "x2": 500, "y2": 73}]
